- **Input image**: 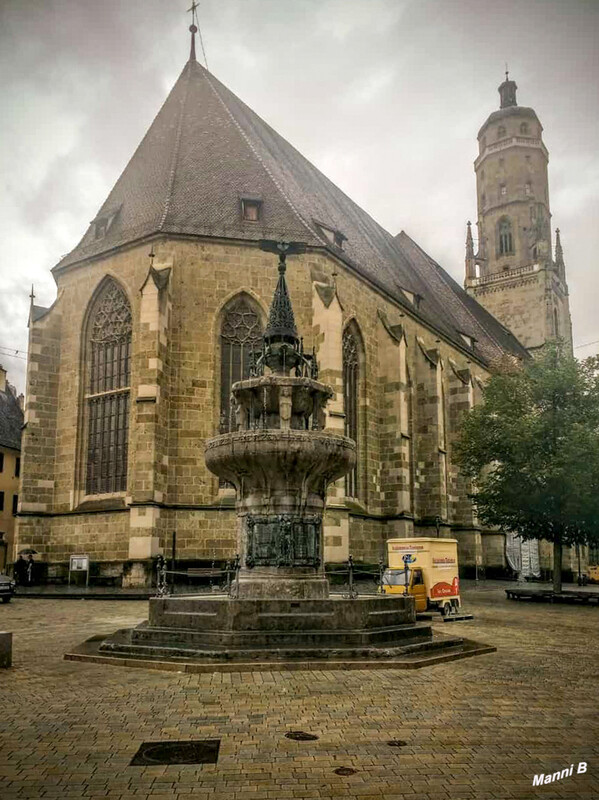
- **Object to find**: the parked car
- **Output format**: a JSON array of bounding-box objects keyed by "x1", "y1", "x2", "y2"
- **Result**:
[{"x1": 0, "y1": 574, "x2": 16, "y2": 603}]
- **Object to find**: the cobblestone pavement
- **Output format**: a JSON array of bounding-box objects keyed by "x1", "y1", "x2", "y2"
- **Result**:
[{"x1": 1, "y1": 586, "x2": 597, "y2": 800}]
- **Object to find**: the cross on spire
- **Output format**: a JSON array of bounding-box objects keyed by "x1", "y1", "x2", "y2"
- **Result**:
[
  {"x1": 186, "y1": 1, "x2": 209, "y2": 69},
  {"x1": 505, "y1": 62, "x2": 509, "y2": 81},
  {"x1": 187, "y1": 2, "x2": 199, "y2": 62}
]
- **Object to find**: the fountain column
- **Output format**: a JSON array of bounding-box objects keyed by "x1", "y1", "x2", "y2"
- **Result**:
[{"x1": 204, "y1": 241, "x2": 356, "y2": 599}]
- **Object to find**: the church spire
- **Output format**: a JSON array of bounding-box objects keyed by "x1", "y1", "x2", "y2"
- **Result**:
[
  {"x1": 498, "y1": 67, "x2": 518, "y2": 109},
  {"x1": 189, "y1": 24, "x2": 197, "y2": 62},
  {"x1": 465, "y1": 221, "x2": 476, "y2": 280}
]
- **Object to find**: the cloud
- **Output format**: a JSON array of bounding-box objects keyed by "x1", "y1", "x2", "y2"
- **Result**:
[{"x1": 1, "y1": 0, "x2": 598, "y2": 396}]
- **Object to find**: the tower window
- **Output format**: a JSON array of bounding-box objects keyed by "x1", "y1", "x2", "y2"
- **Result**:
[
  {"x1": 497, "y1": 125, "x2": 506, "y2": 139},
  {"x1": 525, "y1": 183, "x2": 531, "y2": 195},
  {"x1": 500, "y1": 184, "x2": 507, "y2": 196},
  {"x1": 499, "y1": 157, "x2": 504, "y2": 168},
  {"x1": 520, "y1": 122, "x2": 529, "y2": 135},
  {"x1": 481, "y1": 193, "x2": 486, "y2": 207},
  {"x1": 498, "y1": 218, "x2": 514, "y2": 256},
  {"x1": 553, "y1": 308, "x2": 560, "y2": 337},
  {"x1": 241, "y1": 198, "x2": 262, "y2": 222}
]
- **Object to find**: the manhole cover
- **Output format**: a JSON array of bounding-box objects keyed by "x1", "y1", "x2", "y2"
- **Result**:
[
  {"x1": 387, "y1": 739, "x2": 407, "y2": 747},
  {"x1": 334, "y1": 766, "x2": 358, "y2": 776},
  {"x1": 285, "y1": 731, "x2": 319, "y2": 741},
  {"x1": 130, "y1": 739, "x2": 220, "y2": 766}
]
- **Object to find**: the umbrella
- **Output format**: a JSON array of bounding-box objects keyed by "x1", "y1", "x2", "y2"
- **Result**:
[{"x1": 18, "y1": 548, "x2": 38, "y2": 555}]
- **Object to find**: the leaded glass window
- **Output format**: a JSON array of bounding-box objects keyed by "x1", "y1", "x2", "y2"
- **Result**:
[
  {"x1": 220, "y1": 296, "x2": 263, "y2": 433},
  {"x1": 343, "y1": 327, "x2": 360, "y2": 498},
  {"x1": 85, "y1": 280, "x2": 132, "y2": 495}
]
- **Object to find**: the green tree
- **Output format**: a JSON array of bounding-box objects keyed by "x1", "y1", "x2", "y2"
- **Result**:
[{"x1": 455, "y1": 347, "x2": 599, "y2": 592}]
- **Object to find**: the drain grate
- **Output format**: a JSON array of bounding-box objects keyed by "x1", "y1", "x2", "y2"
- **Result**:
[
  {"x1": 285, "y1": 730, "x2": 319, "y2": 741},
  {"x1": 130, "y1": 739, "x2": 220, "y2": 766},
  {"x1": 334, "y1": 766, "x2": 358, "y2": 776},
  {"x1": 387, "y1": 739, "x2": 407, "y2": 747}
]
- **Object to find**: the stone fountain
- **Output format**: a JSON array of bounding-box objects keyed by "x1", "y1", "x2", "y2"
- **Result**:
[{"x1": 97, "y1": 242, "x2": 467, "y2": 664}]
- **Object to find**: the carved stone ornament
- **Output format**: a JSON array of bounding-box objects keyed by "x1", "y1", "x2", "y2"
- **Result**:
[{"x1": 246, "y1": 514, "x2": 322, "y2": 569}]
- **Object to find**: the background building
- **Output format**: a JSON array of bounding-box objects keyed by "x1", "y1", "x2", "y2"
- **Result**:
[
  {"x1": 0, "y1": 365, "x2": 23, "y2": 573},
  {"x1": 15, "y1": 36, "x2": 578, "y2": 585},
  {"x1": 465, "y1": 74, "x2": 573, "y2": 354}
]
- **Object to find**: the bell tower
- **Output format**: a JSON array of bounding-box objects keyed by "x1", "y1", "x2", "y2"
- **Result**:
[{"x1": 465, "y1": 74, "x2": 573, "y2": 353}]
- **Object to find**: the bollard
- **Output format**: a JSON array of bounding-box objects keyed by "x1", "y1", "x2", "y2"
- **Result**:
[{"x1": 0, "y1": 631, "x2": 12, "y2": 668}]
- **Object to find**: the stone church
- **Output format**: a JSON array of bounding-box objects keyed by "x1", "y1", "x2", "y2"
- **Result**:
[{"x1": 16, "y1": 33, "x2": 575, "y2": 585}]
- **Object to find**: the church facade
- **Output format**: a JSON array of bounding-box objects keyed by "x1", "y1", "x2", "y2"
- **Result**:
[{"x1": 15, "y1": 38, "x2": 576, "y2": 585}]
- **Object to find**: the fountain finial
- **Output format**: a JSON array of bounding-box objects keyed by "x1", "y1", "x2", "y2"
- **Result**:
[{"x1": 258, "y1": 240, "x2": 317, "y2": 376}]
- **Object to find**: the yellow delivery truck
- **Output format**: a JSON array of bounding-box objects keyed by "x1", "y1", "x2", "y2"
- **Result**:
[{"x1": 381, "y1": 538, "x2": 461, "y2": 616}]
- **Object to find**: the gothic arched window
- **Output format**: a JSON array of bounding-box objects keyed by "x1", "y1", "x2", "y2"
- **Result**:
[
  {"x1": 85, "y1": 280, "x2": 132, "y2": 495},
  {"x1": 219, "y1": 295, "x2": 263, "y2": 433},
  {"x1": 498, "y1": 217, "x2": 514, "y2": 255},
  {"x1": 343, "y1": 325, "x2": 361, "y2": 498}
]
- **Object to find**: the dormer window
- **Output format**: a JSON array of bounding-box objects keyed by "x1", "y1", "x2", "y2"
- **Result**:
[
  {"x1": 314, "y1": 220, "x2": 346, "y2": 249},
  {"x1": 93, "y1": 207, "x2": 120, "y2": 240},
  {"x1": 459, "y1": 333, "x2": 474, "y2": 348},
  {"x1": 241, "y1": 197, "x2": 262, "y2": 222}
]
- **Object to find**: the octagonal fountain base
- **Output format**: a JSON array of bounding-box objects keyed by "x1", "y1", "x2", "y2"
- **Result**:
[{"x1": 94, "y1": 594, "x2": 470, "y2": 664}]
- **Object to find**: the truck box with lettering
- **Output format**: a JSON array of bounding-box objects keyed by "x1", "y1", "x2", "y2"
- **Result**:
[{"x1": 381, "y1": 537, "x2": 461, "y2": 615}]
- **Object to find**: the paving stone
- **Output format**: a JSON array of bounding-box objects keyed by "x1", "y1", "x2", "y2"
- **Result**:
[{"x1": 0, "y1": 587, "x2": 597, "y2": 799}]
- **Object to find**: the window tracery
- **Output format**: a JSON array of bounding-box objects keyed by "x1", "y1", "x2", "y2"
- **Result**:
[
  {"x1": 219, "y1": 296, "x2": 263, "y2": 433},
  {"x1": 85, "y1": 280, "x2": 132, "y2": 495},
  {"x1": 343, "y1": 327, "x2": 360, "y2": 498}
]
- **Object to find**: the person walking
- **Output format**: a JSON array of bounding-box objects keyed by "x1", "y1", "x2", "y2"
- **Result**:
[{"x1": 13, "y1": 554, "x2": 27, "y2": 586}]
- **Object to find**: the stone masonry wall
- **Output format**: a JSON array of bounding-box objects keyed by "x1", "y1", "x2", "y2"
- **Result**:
[{"x1": 17, "y1": 236, "x2": 495, "y2": 576}]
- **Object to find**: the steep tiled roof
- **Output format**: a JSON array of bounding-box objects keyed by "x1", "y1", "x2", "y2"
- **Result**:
[
  {"x1": 0, "y1": 385, "x2": 23, "y2": 451},
  {"x1": 55, "y1": 53, "x2": 527, "y2": 365}
]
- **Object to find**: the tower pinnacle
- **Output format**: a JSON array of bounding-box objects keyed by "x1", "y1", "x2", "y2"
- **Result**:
[
  {"x1": 555, "y1": 228, "x2": 565, "y2": 277},
  {"x1": 498, "y1": 72, "x2": 518, "y2": 109},
  {"x1": 465, "y1": 221, "x2": 475, "y2": 280}
]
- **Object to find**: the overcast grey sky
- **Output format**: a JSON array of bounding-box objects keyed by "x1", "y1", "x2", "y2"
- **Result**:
[{"x1": 1, "y1": 0, "x2": 598, "y2": 393}]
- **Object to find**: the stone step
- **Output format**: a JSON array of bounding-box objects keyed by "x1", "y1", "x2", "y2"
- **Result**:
[
  {"x1": 126, "y1": 621, "x2": 432, "y2": 650},
  {"x1": 100, "y1": 634, "x2": 463, "y2": 663}
]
